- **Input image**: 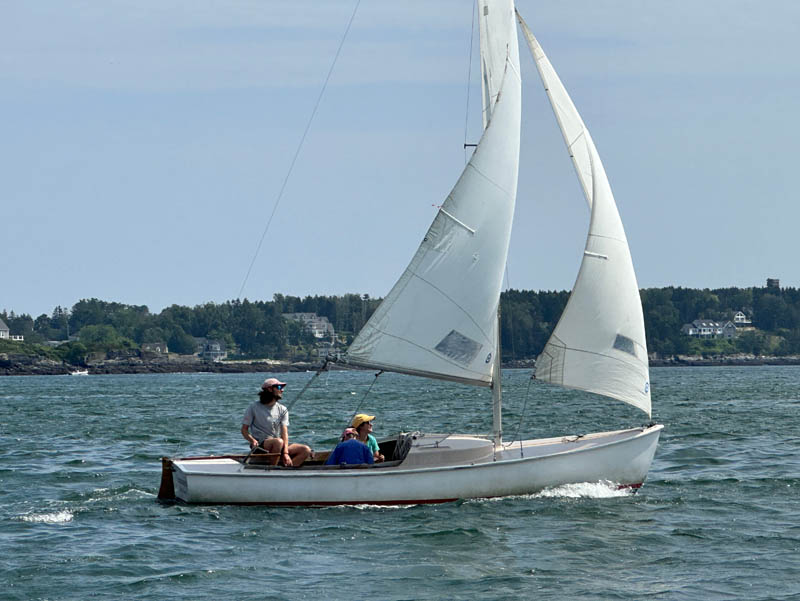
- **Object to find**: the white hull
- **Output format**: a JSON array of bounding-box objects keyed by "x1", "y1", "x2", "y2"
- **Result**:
[{"x1": 161, "y1": 425, "x2": 662, "y2": 506}]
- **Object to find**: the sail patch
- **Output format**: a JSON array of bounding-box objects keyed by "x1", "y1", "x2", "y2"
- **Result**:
[
  {"x1": 613, "y1": 334, "x2": 636, "y2": 357},
  {"x1": 434, "y1": 330, "x2": 482, "y2": 365}
]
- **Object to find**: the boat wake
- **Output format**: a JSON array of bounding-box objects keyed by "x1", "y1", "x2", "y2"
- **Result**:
[
  {"x1": 465, "y1": 481, "x2": 634, "y2": 504},
  {"x1": 533, "y1": 481, "x2": 633, "y2": 499},
  {"x1": 17, "y1": 510, "x2": 74, "y2": 523},
  {"x1": 329, "y1": 503, "x2": 418, "y2": 511}
]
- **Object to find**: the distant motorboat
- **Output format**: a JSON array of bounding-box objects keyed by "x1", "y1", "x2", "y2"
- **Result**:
[{"x1": 69, "y1": 369, "x2": 88, "y2": 376}]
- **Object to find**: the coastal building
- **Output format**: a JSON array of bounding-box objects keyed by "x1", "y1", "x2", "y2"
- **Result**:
[
  {"x1": 0, "y1": 318, "x2": 8, "y2": 339},
  {"x1": 141, "y1": 342, "x2": 169, "y2": 355},
  {"x1": 733, "y1": 311, "x2": 751, "y2": 325},
  {"x1": 681, "y1": 319, "x2": 737, "y2": 339},
  {"x1": 10, "y1": 335, "x2": 24, "y2": 342},
  {"x1": 283, "y1": 312, "x2": 335, "y2": 339},
  {"x1": 198, "y1": 339, "x2": 227, "y2": 362},
  {"x1": 732, "y1": 311, "x2": 756, "y2": 332}
]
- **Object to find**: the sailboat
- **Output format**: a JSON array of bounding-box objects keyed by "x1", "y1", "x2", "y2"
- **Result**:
[{"x1": 158, "y1": 0, "x2": 662, "y2": 506}]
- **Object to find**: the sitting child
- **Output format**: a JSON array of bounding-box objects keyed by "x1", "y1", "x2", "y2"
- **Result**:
[{"x1": 324, "y1": 428, "x2": 375, "y2": 466}]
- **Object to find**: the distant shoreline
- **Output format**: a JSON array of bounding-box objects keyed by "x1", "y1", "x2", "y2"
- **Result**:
[
  {"x1": 3, "y1": 355, "x2": 800, "y2": 376},
  {"x1": 649, "y1": 356, "x2": 800, "y2": 367}
]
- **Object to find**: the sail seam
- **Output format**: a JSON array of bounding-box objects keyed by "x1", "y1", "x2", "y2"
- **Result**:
[
  {"x1": 405, "y1": 270, "x2": 495, "y2": 351},
  {"x1": 466, "y1": 161, "x2": 515, "y2": 199},
  {"x1": 567, "y1": 129, "x2": 587, "y2": 152},
  {"x1": 504, "y1": 46, "x2": 522, "y2": 83},
  {"x1": 550, "y1": 345, "x2": 647, "y2": 368},
  {"x1": 587, "y1": 232, "x2": 628, "y2": 245}
]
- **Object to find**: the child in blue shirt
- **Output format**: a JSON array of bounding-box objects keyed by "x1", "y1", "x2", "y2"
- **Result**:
[{"x1": 325, "y1": 428, "x2": 374, "y2": 465}]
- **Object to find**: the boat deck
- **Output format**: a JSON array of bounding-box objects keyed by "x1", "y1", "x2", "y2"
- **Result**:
[{"x1": 168, "y1": 427, "x2": 648, "y2": 476}]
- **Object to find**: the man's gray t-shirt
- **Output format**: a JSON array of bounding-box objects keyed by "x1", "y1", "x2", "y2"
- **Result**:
[{"x1": 242, "y1": 401, "x2": 289, "y2": 441}]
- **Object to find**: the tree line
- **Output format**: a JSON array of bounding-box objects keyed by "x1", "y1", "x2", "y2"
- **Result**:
[
  {"x1": 500, "y1": 285, "x2": 800, "y2": 359},
  {"x1": 2, "y1": 286, "x2": 800, "y2": 364}
]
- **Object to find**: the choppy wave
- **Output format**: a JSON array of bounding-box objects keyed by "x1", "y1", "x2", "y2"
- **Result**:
[{"x1": 2, "y1": 368, "x2": 799, "y2": 601}]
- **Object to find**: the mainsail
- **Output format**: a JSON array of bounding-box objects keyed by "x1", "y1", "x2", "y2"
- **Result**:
[
  {"x1": 344, "y1": 0, "x2": 521, "y2": 387},
  {"x1": 517, "y1": 11, "x2": 651, "y2": 415}
]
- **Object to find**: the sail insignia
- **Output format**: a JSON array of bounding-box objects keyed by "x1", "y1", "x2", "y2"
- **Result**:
[
  {"x1": 613, "y1": 334, "x2": 637, "y2": 357},
  {"x1": 434, "y1": 330, "x2": 483, "y2": 365}
]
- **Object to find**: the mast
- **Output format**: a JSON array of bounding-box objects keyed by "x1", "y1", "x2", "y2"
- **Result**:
[{"x1": 492, "y1": 307, "x2": 502, "y2": 444}]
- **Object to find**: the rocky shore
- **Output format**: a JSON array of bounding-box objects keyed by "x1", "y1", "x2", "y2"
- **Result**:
[
  {"x1": 0, "y1": 354, "x2": 322, "y2": 376},
  {"x1": 649, "y1": 355, "x2": 800, "y2": 367},
  {"x1": 3, "y1": 353, "x2": 800, "y2": 376}
]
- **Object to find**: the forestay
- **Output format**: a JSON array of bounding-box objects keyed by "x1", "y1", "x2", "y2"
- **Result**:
[
  {"x1": 517, "y1": 11, "x2": 651, "y2": 415},
  {"x1": 344, "y1": 0, "x2": 521, "y2": 387}
]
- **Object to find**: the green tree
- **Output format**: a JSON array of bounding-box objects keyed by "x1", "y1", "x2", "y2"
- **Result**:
[
  {"x1": 755, "y1": 293, "x2": 788, "y2": 331},
  {"x1": 51, "y1": 306, "x2": 71, "y2": 340},
  {"x1": 736, "y1": 330, "x2": 767, "y2": 355},
  {"x1": 77, "y1": 324, "x2": 135, "y2": 353},
  {"x1": 167, "y1": 327, "x2": 196, "y2": 355},
  {"x1": 33, "y1": 314, "x2": 56, "y2": 340},
  {"x1": 61, "y1": 342, "x2": 88, "y2": 366},
  {"x1": 139, "y1": 327, "x2": 167, "y2": 343}
]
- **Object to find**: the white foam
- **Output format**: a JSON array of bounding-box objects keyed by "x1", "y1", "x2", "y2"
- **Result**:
[
  {"x1": 464, "y1": 481, "x2": 634, "y2": 504},
  {"x1": 346, "y1": 503, "x2": 416, "y2": 510},
  {"x1": 19, "y1": 510, "x2": 74, "y2": 523},
  {"x1": 534, "y1": 480, "x2": 632, "y2": 499}
]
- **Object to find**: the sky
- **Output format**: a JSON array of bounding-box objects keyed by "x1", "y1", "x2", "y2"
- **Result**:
[{"x1": 3, "y1": 0, "x2": 798, "y2": 318}]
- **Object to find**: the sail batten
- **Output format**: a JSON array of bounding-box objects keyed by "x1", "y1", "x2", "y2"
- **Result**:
[
  {"x1": 517, "y1": 9, "x2": 651, "y2": 415},
  {"x1": 344, "y1": 0, "x2": 521, "y2": 388}
]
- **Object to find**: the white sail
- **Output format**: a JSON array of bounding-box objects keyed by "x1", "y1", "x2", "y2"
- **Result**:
[
  {"x1": 344, "y1": 0, "x2": 521, "y2": 387},
  {"x1": 516, "y1": 11, "x2": 595, "y2": 210},
  {"x1": 517, "y1": 11, "x2": 651, "y2": 415}
]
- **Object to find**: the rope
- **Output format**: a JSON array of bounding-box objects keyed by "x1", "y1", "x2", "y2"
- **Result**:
[
  {"x1": 238, "y1": 0, "x2": 363, "y2": 299},
  {"x1": 504, "y1": 266, "x2": 517, "y2": 361},
  {"x1": 345, "y1": 370, "x2": 383, "y2": 429},
  {"x1": 463, "y1": 0, "x2": 477, "y2": 164},
  {"x1": 285, "y1": 358, "x2": 330, "y2": 411},
  {"x1": 504, "y1": 371, "x2": 535, "y2": 454},
  {"x1": 241, "y1": 443, "x2": 280, "y2": 465}
]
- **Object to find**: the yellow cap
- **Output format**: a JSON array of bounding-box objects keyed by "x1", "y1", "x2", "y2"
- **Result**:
[{"x1": 351, "y1": 414, "x2": 375, "y2": 429}]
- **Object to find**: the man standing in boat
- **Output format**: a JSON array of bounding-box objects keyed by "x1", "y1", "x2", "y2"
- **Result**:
[{"x1": 241, "y1": 378, "x2": 311, "y2": 467}]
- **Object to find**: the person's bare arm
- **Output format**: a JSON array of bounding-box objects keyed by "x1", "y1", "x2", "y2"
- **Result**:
[
  {"x1": 280, "y1": 424, "x2": 292, "y2": 466},
  {"x1": 241, "y1": 424, "x2": 258, "y2": 448}
]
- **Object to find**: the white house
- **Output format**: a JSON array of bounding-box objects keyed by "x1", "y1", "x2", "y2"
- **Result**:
[
  {"x1": 283, "y1": 312, "x2": 335, "y2": 339},
  {"x1": 681, "y1": 319, "x2": 737, "y2": 339},
  {"x1": 0, "y1": 318, "x2": 9, "y2": 339}
]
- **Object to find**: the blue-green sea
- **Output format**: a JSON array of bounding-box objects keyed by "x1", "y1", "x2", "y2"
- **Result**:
[{"x1": 2, "y1": 366, "x2": 799, "y2": 600}]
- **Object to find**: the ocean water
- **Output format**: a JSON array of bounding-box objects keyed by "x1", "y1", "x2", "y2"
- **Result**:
[{"x1": 1, "y1": 367, "x2": 798, "y2": 600}]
